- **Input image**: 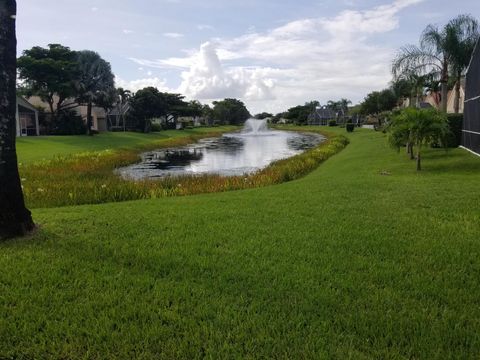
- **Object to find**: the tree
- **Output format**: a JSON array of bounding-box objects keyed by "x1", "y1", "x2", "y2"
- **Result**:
[
  {"x1": 115, "y1": 87, "x2": 132, "y2": 131},
  {"x1": 75, "y1": 50, "x2": 115, "y2": 135},
  {"x1": 338, "y1": 98, "x2": 352, "y2": 121},
  {"x1": 185, "y1": 100, "x2": 203, "y2": 118},
  {"x1": 360, "y1": 89, "x2": 397, "y2": 115},
  {"x1": 285, "y1": 101, "x2": 319, "y2": 125},
  {"x1": 271, "y1": 112, "x2": 285, "y2": 124},
  {"x1": 391, "y1": 78, "x2": 414, "y2": 106},
  {"x1": 387, "y1": 108, "x2": 449, "y2": 171},
  {"x1": 129, "y1": 87, "x2": 165, "y2": 132},
  {"x1": 17, "y1": 44, "x2": 78, "y2": 119},
  {"x1": 117, "y1": 87, "x2": 132, "y2": 105},
  {"x1": 201, "y1": 103, "x2": 213, "y2": 124},
  {"x1": 211, "y1": 98, "x2": 250, "y2": 125},
  {"x1": 160, "y1": 92, "x2": 190, "y2": 129},
  {"x1": 0, "y1": 0, "x2": 35, "y2": 239},
  {"x1": 392, "y1": 14, "x2": 479, "y2": 113},
  {"x1": 254, "y1": 112, "x2": 273, "y2": 120},
  {"x1": 444, "y1": 15, "x2": 479, "y2": 113},
  {"x1": 128, "y1": 88, "x2": 191, "y2": 131}
]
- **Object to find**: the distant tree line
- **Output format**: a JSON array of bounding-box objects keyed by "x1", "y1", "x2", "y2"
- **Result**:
[
  {"x1": 263, "y1": 98, "x2": 352, "y2": 125},
  {"x1": 17, "y1": 43, "x2": 252, "y2": 135},
  {"x1": 127, "y1": 89, "x2": 250, "y2": 131}
]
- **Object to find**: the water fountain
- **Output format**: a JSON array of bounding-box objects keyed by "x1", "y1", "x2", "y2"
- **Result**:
[{"x1": 242, "y1": 118, "x2": 269, "y2": 135}]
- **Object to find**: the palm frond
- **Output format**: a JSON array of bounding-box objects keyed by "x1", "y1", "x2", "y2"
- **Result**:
[
  {"x1": 421, "y1": 24, "x2": 444, "y2": 55},
  {"x1": 392, "y1": 44, "x2": 442, "y2": 79}
]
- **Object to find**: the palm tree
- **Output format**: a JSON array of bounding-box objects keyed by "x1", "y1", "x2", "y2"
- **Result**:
[
  {"x1": 444, "y1": 15, "x2": 479, "y2": 113},
  {"x1": 326, "y1": 100, "x2": 340, "y2": 122},
  {"x1": 0, "y1": 0, "x2": 35, "y2": 238},
  {"x1": 392, "y1": 72, "x2": 428, "y2": 108},
  {"x1": 423, "y1": 73, "x2": 442, "y2": 108},
  {"x1": 116, "y1": 88, "x2": 132, "y2": 131},
  {"x1": 117, "y1": 87, "x2": 132, "y2": 105},
  {"x1": 339, "y1": 98, "x2": 352, "y2": 121},
  {"x1": 390, "y1": 78, "x2": 413, "y2": 107},
  {"x1": 393, "y1": 34, "x2": 447, "y2": 111},
  {"x1": 75, "y1": 50, "x2": 115, "y2": 135},
  {"x1": 392, "y1": 15, "x2": 479, "y2": 113},
  {"x1": 388, "y1": 108, "x2": 450, "y2": 171},
  {"x1": 386, "y1": 109, "x2": 415, "y2": 159}
]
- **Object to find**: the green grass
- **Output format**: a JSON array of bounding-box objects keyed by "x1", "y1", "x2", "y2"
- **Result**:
[
  {"x1": 1, "y1": 127, "x2": 480, "y2": 359},
  {"x1": 16, "y1": 127, "x2": 236, "y2": 164}
]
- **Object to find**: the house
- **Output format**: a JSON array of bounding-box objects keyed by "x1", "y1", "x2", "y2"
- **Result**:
[
  {"x1": 423, "y1": 80, "x2": 466, "y2": 113},
  {"x1": 400, "y1": 82, "x2": 465, "y2": 114},
  {"x1": 463, "y1": 38, "x2": 480, "y2": 156},
  {"x1": 16, "y1": 97, "x2": 39, "y2": 137},
  {"x1": 26, "y1": 96, "x2": 107, "y2": 133},
  {"x1": 308, "y1": 107, "x2": 337, "y2": 125},
  {"x1": 177, "y1": 116, "x2": 205, "y2": 128}
]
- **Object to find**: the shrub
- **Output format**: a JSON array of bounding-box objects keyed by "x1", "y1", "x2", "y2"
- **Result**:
[
  {"x1": 445, "y1": 114, "x2": 463, "y2": 148},
  {"x1": 346, "y1": 123, "x2": 355, "y2": 132},
  {"x1": 328, "y1": 120, "x2": 337, "y2": 127},
  {"x1": 49, "y1": 110, "x2": 86, "y2": 135},
  {"x1": 151, "y1": 123, "x2": 162, "y2": 132}
]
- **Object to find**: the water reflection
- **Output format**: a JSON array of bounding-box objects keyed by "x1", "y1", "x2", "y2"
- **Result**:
[{"x1": 118, "y1": 130, "x2": 324, "y2": 180}]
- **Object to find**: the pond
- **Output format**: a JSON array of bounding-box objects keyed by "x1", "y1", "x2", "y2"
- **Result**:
[{"x1": 117, "y1": 120, "x2": 324, "y2": 180}]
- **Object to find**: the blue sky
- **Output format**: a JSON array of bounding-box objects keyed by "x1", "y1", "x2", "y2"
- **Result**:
[{"x1": 17, "y1": 0, "x2": 480, "y2": 114}]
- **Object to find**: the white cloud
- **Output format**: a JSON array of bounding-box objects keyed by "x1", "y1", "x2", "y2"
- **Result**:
[
  {"x1": 126, "y1": 0, "x2": 424, "y2": 113},
  {"x1": 163, "y1": 32, "x2": 184, "y2": 38},
  {"x1": 91, "y1": 7, "x2": 98, "y2": 12},
  {"x1": 123, "y1": 29, "x2": 134, "y2": 34},
  {"x1": 115, "y1": 77, "x2": 170, "y2": 93},
  {"x1": 177, "y1": 42, "x2": 275, "y2": 101}
]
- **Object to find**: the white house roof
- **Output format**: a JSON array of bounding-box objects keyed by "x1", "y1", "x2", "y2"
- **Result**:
[{"x1": 17, "y1": 96, "x2": 38, "y2": 113}]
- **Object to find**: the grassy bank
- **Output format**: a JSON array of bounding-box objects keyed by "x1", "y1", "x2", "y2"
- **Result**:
[
  {"x1": 1, "y1": 127, "x2": 480, "y2": 358},
  {"x1": 19, "y1": 128, "x2": 348, "y2": 208},
  {"x1": 16, "y1": 127, "x2": 237, "y2": 164}
]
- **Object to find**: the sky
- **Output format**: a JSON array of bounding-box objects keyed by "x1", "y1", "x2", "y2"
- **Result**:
[{"x1": 16, "y1": 0, "x2": 480, "y2": 114}]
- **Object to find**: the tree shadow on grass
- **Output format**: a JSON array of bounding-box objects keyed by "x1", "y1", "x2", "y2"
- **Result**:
[
  {"x1": 422, "y1": 149, "x2": 480, "y2": 175},
  {"x1": 0, "y1": 224, "x2": 56, "y2": 248}
]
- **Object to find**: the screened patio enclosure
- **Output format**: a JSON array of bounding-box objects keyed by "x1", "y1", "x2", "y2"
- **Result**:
[
  {"x1": 463, "y1": 38, "x2": 480, "y2": 155},
  {"x1": 16, "y1": 97, "x2": 39, "y2": 137}
]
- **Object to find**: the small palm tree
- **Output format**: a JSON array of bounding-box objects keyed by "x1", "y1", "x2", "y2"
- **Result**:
[{"x1": 388, "y1": 108, "x2": 450, "y2": 171}]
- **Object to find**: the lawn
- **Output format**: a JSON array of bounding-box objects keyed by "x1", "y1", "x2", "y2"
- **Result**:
[{"x1": 1, "y1": 127, "x2": 480, "y2": 359}]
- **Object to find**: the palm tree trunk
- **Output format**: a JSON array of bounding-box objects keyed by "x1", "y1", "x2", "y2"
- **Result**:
[
  {"x1": 86, "y1": 100, "x2": 93, "y2": 136},
  {"x1": 0, "y1": 0, "x2": 35, "y2": 239},
  {"x1": 440, "y1": 58, "x2": 449, "y2": 112},
  {"x1": 416, "y1": 151, "x2": 421, "y2": 171},
  {"x1": 407, "y1": 143, "x2": 414, "y2": 159},
  {"x1": 453, "y1": 71, "x2": 461, "y2": 114}
]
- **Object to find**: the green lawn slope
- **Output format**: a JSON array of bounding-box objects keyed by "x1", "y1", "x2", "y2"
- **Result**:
[
  {"x1": 16, "y1": 126, "x2": 236, "y2": 164},
  {"x1": 1, "y1": 128, "x2": 479, "y2": 359}
]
